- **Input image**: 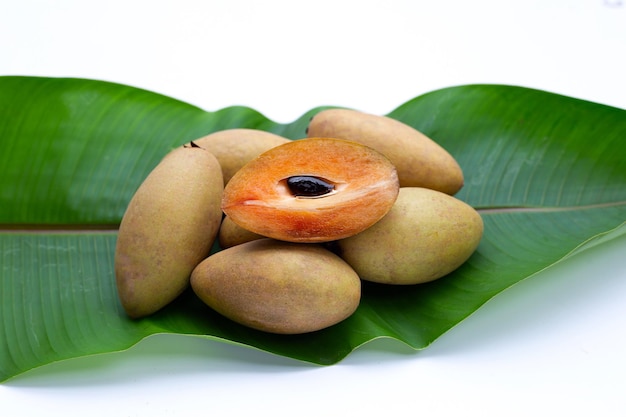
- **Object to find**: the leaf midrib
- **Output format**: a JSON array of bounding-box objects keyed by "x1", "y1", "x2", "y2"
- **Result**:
[
  {"x1": 477, "y1": 200, "x2": 626, "y2": 214},
  {"x1": 1, "y1": 200, "x2": 624, "y2": 232}
]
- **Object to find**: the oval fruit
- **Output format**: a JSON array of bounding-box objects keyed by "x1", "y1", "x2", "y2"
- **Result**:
[
  {"x1": 190, "y1": 239, "x2": 361, "y2": 334},
  {"x1": 115, "y1": 144, "x2": 224, "y2": 318},
  {"x1": 218, "y1": 215, "x2": 264, "y2": 249},
  {"x1": 306, "y1": 108, "x2": 464, "y2": 195},
  {"x1": 221, "y1": 137, "x2": 400, "y2": 243},
  {"x1": 337, "y1": 187, "x2": 483, "y2": 284},
  {"x1": 192, "y1": 128, "x2": 290, "y2": 185}
]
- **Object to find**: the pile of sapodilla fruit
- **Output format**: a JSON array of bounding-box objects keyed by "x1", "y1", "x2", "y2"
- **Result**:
[{"x1": 115, "y1": 109, "x2": 483, "y2": 334}]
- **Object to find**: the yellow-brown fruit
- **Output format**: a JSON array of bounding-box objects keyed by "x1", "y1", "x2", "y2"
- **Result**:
[
  {"x1": 192, "y1": 128, "x2": 290, "y2": 185},
  {"x1": 115, "y1": 144, "x2": 224, "y2": 318},
  {"x1": 337, "y1": 187, "x2": 483, "y2": 284},
  {"x1": 306, "y1": 109, "x2": 464, "y2": 195},
  {"x1": 190, "y1": 239, "x2": 361, "y2": 334},
  {"x1": 218, "y1": 215, "x2": 264, "y2": 248},
  {"x1": 221, "y1": 137, "x2": 400, "y2": 243}
]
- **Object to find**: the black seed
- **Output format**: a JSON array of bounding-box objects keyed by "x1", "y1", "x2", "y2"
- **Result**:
[
  {"x1": 287, "y1": 176, "x2": 334, "y2": 197},
  {"x1": 189, "y1": 141, "x2": 201, "y2": 148}
]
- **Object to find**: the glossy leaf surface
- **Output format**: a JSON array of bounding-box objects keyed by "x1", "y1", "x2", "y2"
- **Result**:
[{"x1": 1, "y1": 76, "x2": 624, "y2": 381}]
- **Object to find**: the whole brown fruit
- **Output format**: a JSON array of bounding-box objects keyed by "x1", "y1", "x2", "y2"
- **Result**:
[
  {"x1": 191, "y1": 238, "x2": 361, "y2": 334},
  {"x1": 192, "y1": 128, "x2": 289, "y2": 185},
  {"x1": 337, "y1": 187, "x2": 483, "y2": 284},
  {"x1": 307, "y1": 109, "x2": 464, "y2": 195},
  {"x1": 115, "y1": 144, "x2": 224, "y2": 318},
  {"x1": 218, "y1": 215, "x2": 264, "y2": 249}
]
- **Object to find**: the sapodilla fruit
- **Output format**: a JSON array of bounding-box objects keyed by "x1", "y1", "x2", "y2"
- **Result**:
[
  {"x1": 192, "y1": 128, "x2": 290, "y2": 185},
  {"x1": 190, "y1": 238, "x2": 361, "y2": 334},
  {"x1": 306, "y1": 109, "x2": 464, "y2": 195},
  {"x1": 115, "y1": 143, "x2": 224, "y2": 318},
  {"x1": 221, "y1": 137, "x2": 400, "y2": 243},
  {"x1": 218, "y1": 215, "x2": 264, "y2": 249},
  {"x1": 337, "y1": 187, "x2": 484, "y2": 284}
]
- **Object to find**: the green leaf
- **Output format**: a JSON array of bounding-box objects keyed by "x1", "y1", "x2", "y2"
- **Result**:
[{"x1": 1, "y1": 76, "x2": 624, "y2": 382}]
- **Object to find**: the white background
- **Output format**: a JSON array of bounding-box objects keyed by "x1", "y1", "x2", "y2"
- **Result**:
[{"x1": 2, "y1": 0, "x2": 626, "y2": 416}]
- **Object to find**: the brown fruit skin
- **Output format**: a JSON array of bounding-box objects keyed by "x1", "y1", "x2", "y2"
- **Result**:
[
  {"x1": 192, "y1": 129, "x2": 290, "y2": 185},
  {"x1": 222, "y1": 137, "x2": 400, "y2": 243},
  {"x1": 218, "y1": 216, "x2": 264, "y2": 249},
  {"x1": 115, "y1": 145, "x2": 224, "y2": 318},
  {"x1": 190, "y1": 239, "x2": 361, "y2": 334},
  {"x1": 306, "y1": 109, "x2": 464, "y2": 195},
  {"x1": 337, "y1": 187, "x2": 483, "y2": 285}
]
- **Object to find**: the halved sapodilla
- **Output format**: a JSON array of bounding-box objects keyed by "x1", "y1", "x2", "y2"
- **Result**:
[{"x1": 221, "y1": 137, "x2": 400, "y2": 242}]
